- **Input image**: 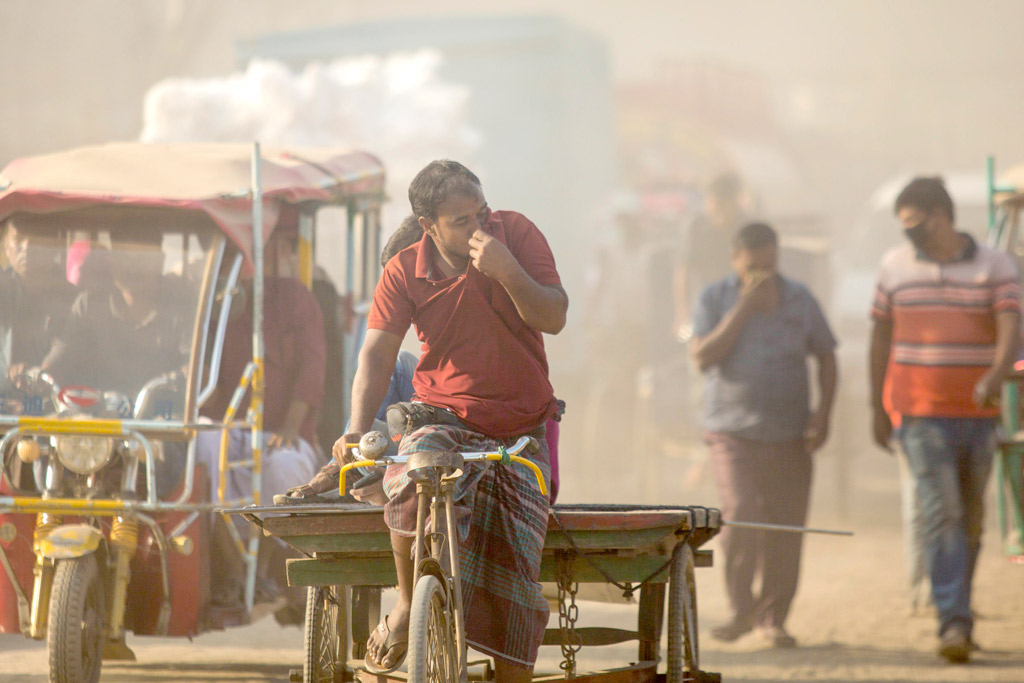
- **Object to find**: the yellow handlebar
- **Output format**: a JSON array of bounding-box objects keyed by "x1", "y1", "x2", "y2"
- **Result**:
[
  {"x1": 336, "y1": 452, "x2": 548, "y2": 497},
  {"x1": 484, "y1": 453, "x2": 548, "y2": 496},
  {"x1": 338, "y1": 459, "x2": 377, "y2": 492}
]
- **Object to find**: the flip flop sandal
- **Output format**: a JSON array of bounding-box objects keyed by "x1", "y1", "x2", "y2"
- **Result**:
[
  {"x1": 273, "y1": 461, "x2": 343, "y2": 505},
  {"x1": 363, "y1": 614, "x2": 409, "y2": 674},
  {"x1": 272, "y1": 485, "x2": 330, "y2": 506}
]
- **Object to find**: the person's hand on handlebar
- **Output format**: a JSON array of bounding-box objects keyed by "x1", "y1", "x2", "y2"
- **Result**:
[
  {"x1": 332, "y1": 431, "x2": 363, "y2": 465},
  {"x1": 332, "y1": 431, "x2": 389, "y2": 505}
]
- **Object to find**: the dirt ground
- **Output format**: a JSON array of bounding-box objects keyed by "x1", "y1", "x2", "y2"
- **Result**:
[{"x1": 1, "y1": 447, "x2": 1022, "y2": 682}]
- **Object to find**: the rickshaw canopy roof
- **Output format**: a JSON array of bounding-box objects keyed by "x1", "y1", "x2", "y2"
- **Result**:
[{"x1": 0, "y1": 142, "x2": 385, "y2": 260}]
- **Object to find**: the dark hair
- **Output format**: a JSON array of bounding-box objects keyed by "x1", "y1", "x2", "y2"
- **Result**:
[
  {"x1": 732, "y1": 221, "x2": 777, "y2": 251},
  {"x1": 408, "y1": 160, "x2": 481, "y2": 221},
  {"x1": 2, "y1": 212, "x2": 58, "y2": 237},
  {"x1": 894, "y1": 176, "x2": 955, "y2": 223},
  {"x1": 381, "y1": 215, "x2": 424, "y2": 267}
]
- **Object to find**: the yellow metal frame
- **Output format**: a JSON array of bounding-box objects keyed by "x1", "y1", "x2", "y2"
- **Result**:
[{"x1": 338, "y1": 452, "x2": 548, "y2": 497}]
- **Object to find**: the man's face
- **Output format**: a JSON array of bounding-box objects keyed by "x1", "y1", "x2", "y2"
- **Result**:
[
  {"x1": 731, "y1": 244, "x2": 778, "y2": 284},
  {"x1": 4, "y1": 221, "x2": 55, "y2": 280},
  {"x1": 421, "y1": 186, "x2": 490, "y2": 260},
  {"x1": 896, "y1": 205, "x2": 947, "y2": 247},
  {"x1": 705, "y1": 193, "x2": 739, "y2": 227},
  {"x1": 271, "y1": 235, "x2": 298, "y2": 279}
]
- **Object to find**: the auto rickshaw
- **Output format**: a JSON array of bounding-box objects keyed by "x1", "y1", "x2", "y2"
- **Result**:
[
  {"x1": 0, "y1": 142, "x2": 385, "y2": 682},
  {"x1": 985, "y1": 155, "x2": 1024, "y2": 561}
]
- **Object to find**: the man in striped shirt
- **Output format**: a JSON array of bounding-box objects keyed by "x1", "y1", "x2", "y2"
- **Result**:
[{"x1": 870, "y1": 176, "x2": 1020, "y2": 664}]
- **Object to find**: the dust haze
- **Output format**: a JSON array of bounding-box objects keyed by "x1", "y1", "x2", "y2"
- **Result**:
[{"x1": 3, "y1": 0, "x2": 1022, "y2": 516}]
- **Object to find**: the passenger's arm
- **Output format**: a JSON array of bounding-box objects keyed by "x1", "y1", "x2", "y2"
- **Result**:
[
  {"x1": 690, "y1": 277, "x2": 773, "y2": 371},
  {"x1": 869, "y1": 318, "x2": 894, "y2": 452},
  {"x1": 267, "y1": 400, "x2": 311, "y2": 450},
  {"x1": 333, "y1": 329, "x2": 403, "y2": 462},
  {"x1": 468, "y1": 230, "x2": 568, "y2": 334},
  {"x1": 268, "y1": 285, "x2": 326, "y2": 450}
]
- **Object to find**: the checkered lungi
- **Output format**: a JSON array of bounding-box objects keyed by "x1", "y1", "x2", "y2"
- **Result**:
[{"x1": 382, "y1": 421, "x2": 551, "y2": 668}]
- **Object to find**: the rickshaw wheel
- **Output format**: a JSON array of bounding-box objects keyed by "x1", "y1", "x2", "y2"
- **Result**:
[
  {"x1": 304, "y1": 585, "x2": 348, "y2": 683},
  {"x1": 408, "y1": 574, "x2": 459, "y2": 683},
  {"x1": 47, "y1": 555, "x2": 106, "y2": 683},
  {"x1": 667, "y1": 542, "x2": 699, "y2": 682}
]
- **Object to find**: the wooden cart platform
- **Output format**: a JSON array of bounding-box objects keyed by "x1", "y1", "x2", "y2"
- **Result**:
[{"x1": 239, "y1": 503, "x2": 723, "y2": 683}]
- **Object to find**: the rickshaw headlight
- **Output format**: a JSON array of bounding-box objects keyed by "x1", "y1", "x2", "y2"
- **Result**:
[{"x1": 55, "y1": 436, "x2": 114, "y2": 475}]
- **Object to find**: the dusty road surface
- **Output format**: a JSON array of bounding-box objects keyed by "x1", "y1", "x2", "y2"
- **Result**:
[{"x1": 1, "y1": 450, "x2": 1023, "y2": 682}]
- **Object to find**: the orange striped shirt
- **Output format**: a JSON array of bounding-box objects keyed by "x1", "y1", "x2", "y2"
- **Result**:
[{"x1": 872, "y1": 236, "x2": 1020, "y2": 418}]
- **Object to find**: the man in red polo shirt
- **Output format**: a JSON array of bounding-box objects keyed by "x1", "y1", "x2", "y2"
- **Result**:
[{"x1": 339, "y1": 160, "x2": 566, "y2": 682}]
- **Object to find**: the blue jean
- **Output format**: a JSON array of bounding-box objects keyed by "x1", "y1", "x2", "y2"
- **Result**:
[
  {"x1": 899, "y1": 417, "x2": 997, "y2": 636},
  {"x1": 896, "y1": 445, "x2": 928, "y2": 607},
  {"x1": 377, "y1": 350, "x2": 417, "y2": 421},
  {"x1": 341, "y1": 350, "x2": 418, "y2": 482}
]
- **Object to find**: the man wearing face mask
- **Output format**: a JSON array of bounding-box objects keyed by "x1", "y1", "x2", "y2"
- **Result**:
[
  {"x1": 690, "y1": 221, "x2": 837, "y2": 649},
  {"x1": 870, "y1": 176, "x2": 1020, "y2": 663}
]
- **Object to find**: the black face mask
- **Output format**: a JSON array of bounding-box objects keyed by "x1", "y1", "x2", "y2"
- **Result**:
[{"x1": 903, "y1": 220, "x2": 930, "y2": 250}]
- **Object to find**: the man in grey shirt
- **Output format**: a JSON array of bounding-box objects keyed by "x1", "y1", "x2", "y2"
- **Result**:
[{"x1": 690, "y1": 221, "x2": 837, "y2": 648}]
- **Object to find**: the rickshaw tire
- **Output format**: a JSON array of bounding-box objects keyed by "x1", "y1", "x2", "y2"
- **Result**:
[
  {"x1": 667, "y1": 542, "x2": 699, "y2": 683},
  {"x1": 407, "y1": 574, "x2": 459, "y2": 683},
  {"x1": 47, "y1": 555, "x2": 105, "y2": 683},
  {"x1": 304, "y1": 585, "x2": 348, "y2": 683}
]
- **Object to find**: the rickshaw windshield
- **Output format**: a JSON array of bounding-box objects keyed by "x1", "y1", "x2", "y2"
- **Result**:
[{"x1": 0, "y1": 209, "x2": 222, "y2": 423}]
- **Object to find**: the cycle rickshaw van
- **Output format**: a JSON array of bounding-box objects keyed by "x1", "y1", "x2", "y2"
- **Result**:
[{"x1": 0, "y1": 142, "x2": 385, "y2": 683}]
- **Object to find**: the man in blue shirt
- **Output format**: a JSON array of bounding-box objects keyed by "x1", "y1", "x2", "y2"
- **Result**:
[{"x1": 691, "y1": 221, "x2": 837, "y2": 648}]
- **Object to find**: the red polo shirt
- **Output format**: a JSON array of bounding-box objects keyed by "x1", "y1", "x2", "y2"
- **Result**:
[
  {"x1": 368, "y1": 210, "x2": 561, "y2": 438},
  {"x1": 202, "y1": 277, "x2": 326, "y2": 444}
]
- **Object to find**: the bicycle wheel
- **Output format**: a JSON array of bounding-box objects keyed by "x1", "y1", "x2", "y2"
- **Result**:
[
  {"x1": 666, "y1": 542, "x2": 699, "y2": 683},
  {"x1": 304, "y1": 585, "x2": 347, "y2": 683},
  {"x1": 407, "y1": 574, "x2": 459, "y2": 683}
]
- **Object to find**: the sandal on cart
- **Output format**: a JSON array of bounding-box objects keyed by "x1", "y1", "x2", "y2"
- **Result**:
[
  {"x1": 364, "y1": 614, "x2": 409, "y2": 674},
  {"x1": 273, "y1": 485, "x2": 330, "y2": 506},
  {"x1": 273, "y1": 461, "x2": 341, "y2": 505}
]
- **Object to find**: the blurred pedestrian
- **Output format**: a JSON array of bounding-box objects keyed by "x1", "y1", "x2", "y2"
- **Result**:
[
  {"x1": 691, "y1": 221, "x2": 837, "y2": 648},
  {"x1": 581, "y1": 194, "x2": 653, "y2": 465},
  {"x1": 869, "y1": 176, "x2": 1020, "y2": 664},
  {"x1": 673, "y1": 171, "x2": 748, "y2": 342}
]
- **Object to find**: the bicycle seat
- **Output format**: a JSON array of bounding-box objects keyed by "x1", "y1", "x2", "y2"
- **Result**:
[{"x1": 406, "y1": 450, "x2": 465, "y2": 481}]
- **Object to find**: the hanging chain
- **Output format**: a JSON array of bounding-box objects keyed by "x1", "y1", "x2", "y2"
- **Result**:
[{"x1": 556, "y1": 553, "x2": 582, "y2": 679}]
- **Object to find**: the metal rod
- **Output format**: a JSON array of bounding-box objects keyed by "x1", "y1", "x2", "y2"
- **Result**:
[
  {"x1": 246, "y1": 141, "x2": 265, "y2": 612},
  {"x1": 724, "y1": 520, "x2": 853, "y2": 536}
]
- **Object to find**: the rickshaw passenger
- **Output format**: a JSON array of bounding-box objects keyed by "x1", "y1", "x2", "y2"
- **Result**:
[
  {"x1": 265, "y1": 221, "x2": 348, "y2": 458},
  {"x1": 328, "y1": 161, "x2": 566, "y2": 681},
  {"x1": 194, "y1": 268, "x2": 326, "y2": 611},
  {"x1": 195, "y1": 271, "x2": 326, "y2": 511},
  {"x1": 0, "y1": 214, "x2": 76, "y2": 390},
  {"x1": 42, "y1": 227, "x2": 192, "y2": 402}
]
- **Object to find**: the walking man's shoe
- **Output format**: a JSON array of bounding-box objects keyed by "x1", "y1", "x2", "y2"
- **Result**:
[
  {"x1": 710, "y1": 619, "x2": 753, "y2": 642},
  {"x1": 759, "y1": 625, "x2": 797, "y2": 648},
  {"x1": 938, "y1": 625, "x2": 970, "y2": 664}
]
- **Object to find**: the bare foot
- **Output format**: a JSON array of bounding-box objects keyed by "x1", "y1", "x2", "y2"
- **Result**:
[{"x1": 366, "y1": 599, "x2": 411, "y2": 670}]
